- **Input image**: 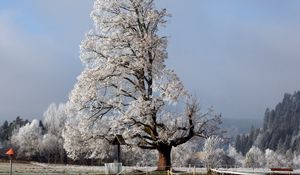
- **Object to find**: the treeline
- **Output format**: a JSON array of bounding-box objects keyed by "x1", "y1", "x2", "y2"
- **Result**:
[
  {"x1": 0, "y1": 104, "x2": 231, "y2": 168},
  {"x1": 235, "y1": 91, "x2": 300, "y2": 155},
  {"x1": 0, "y1": 104, "x2": 68, "y2": 164},
  {"x1": 235, "y1": 126, "x2": 260, "y2": 155},
  {"x1": 0, "y1": 104, "x2": 205, "y2": 166},
  {"x1": 0, "y1": 106, "x2": 158, "y2": 165},
  {"x1": 0, "y1": 117, "x2": 29, "y2": 145}
]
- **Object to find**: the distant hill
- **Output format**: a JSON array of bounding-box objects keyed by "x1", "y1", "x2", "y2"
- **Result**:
[
  {"x1": 222, "y1": 117, "x2": 262, "y2": 134},
  {"x1": 234, "y1": 91, "x2": 300, "y2": 155}
]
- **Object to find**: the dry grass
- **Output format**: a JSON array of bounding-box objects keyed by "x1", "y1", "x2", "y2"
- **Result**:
[
  {"x1": 0, "y1": 162, "x2": 105, "y2": 174},
  {"x1": 0, "y1": 162, "x2": 207, "y2": 175}
]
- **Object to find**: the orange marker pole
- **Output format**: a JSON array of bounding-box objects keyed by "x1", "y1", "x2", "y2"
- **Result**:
[
  {"x1": 9, "y1": 157, "x2": 12, "y2": 175},
  {"x1": 6, "y1": 148, "x2": 14, "y2": 175}
]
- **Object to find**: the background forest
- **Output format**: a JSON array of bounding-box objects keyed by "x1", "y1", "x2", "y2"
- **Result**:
[{"x1": 1, "y1": 91, "x2": 300, "y2": 169}]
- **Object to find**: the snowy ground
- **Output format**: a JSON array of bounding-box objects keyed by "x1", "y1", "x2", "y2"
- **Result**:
[{"x1": 0, "y1": 162, "x2": 207, "y2": 174}]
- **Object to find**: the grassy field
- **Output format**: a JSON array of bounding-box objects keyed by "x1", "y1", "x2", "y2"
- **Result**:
[
  {"x1": 0, "y1": 162, "x2": 105, "y2": 174},
  {"x1": 0, "y1": 162, "x2": 207, "y2": 175}
]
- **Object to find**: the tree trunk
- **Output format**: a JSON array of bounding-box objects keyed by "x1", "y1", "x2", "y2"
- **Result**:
[{"x1": 157, "y1": 145, "x2": 172, "y2": 171}]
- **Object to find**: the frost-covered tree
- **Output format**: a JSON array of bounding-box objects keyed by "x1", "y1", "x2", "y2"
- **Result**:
[
  {"x1": 63, "y1": 116, "x2": 112, "y2": 161},
  {"x1": 11, "y1": 119, "x2": 42, "y2": 159},
  {"x1": 293, "y1": 153, "x2": 300, "y2": 169},
  {"x1": 228, "y1": 145, "x2": 244, "y2": 167},
  {"x1": 198, "y1": 136, "x2": 224, "y2": 171},
  {"x1": 122, "y1": 146, "x2": 156, "y2": 166},
  {"x1": 42, "y1": 103, "x2": 67, "y2": 163},
  {"x1": 244, "y1": 146, "x2": 265, "y2": 168},
  {"x1": 0, "y1": 117, "x2": 29, "y2": 146},
  {"x1": 172, "y1": 138, "x2": 202, "y2": 167},
  {"x1": 39, "y1": 133, "x2": 61, "y2": 163},
  {"x1": 43, "y1": 103, "x2": 66, "y2": 135},
  {"x1": 265, "y1": 149, "x2": 291, "y2": 168},
  {"x1": 64, "y1": 0, "x2": 221, "y2": 170}
]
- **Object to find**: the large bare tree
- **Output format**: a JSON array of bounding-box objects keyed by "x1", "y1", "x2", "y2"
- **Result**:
[{"x1": 64, "y1": 0, "x2": 221, "y2": 170}]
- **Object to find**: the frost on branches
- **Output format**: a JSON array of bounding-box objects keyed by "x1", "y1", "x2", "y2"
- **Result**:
[
  {"x1": 64, "y1": 0, "x2": 221, "y2": 170},
  {"x1": 11, "y1": 119, "x2": 42, "y2": 159},
  {"x1": 42, "y1": 103, "x2": 67, "y2": 163},
  {"x1": 244, "y1": 146, "x2": 265, "y2": 168},
  {"x1": 198, "y1": 136, "x2": 224, "y2": 171}
]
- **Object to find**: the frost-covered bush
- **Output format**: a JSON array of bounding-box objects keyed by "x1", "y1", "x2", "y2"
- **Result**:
[
  {"x1": 293, "y1": 153, "x2": 300, "y2": 169},
  {"x1": 244, "y1": 146, "x2": 265, "y2": 168},
  {"x1": 228, "y1": 145, "x2": 244, "y2": 167},
  {"x1": 265, "y1": 149, "x2": 287, "y2": 168},
  {"x1": 172, "y1": 138, "x2": 202, "y2": 167},
  {"x1": 198, "y1": 136, "x2": 224, "y2": 170},
  {"x1": 11, "y1": 119, "x2": 42, "y2": 159}
]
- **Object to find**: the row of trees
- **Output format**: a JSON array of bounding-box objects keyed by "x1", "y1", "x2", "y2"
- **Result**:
[
  {"x1": 235, "y1": 126, "x2": 260, "y2": 155},
  {"x1": 5, "y1": 112, "x2": 300, "y2": 170},
  {"x1": 3, "y1": 111, "x2": 225, "y2": 168},
  {"x1": 0, "y1": 117, "x2": 29, "y2": 145},
  {"x1": 231, "y1": 145, "x2": 300, "y2": 169},
  {"x1": 6, "y1": 114, "x2": 300, "y2": 169},
  {"x1": 235, "y1": 92, "x2": 300, "y2": 155},
  {"x1": 0, "y1": 117, "x2": 233, "y2": 169},
  {"x1": 5, "y1": 104, "x2": 66, "y2": 163}
]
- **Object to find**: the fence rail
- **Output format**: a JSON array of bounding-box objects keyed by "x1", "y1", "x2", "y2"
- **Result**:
[
  {"x1": 211, "y1": 169, "x2": 263, "y2": 175},
  {"x1": 211, "y1": 168, "x2": 300, "y2": 175}
]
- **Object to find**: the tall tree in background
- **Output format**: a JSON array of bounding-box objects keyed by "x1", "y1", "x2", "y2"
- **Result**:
[
  {"x1": 42, "y1": 103, "x2": 67, "y2": 163},
  {"x1": 64, "y1": 0, "x2": 221, "y2": 170}
]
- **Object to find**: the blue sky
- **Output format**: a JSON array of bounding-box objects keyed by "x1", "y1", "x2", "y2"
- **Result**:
[{"x1": 1, "y1": 0, "x2": 300, "y2": 122}]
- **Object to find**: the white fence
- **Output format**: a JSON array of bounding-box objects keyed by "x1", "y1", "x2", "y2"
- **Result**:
[
  {"x1": 105, "y1": 163, "x2": 122, "y2": 174},
  {"x1": 211, "y1": 168, "x2": 300, "y2": 175}
]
